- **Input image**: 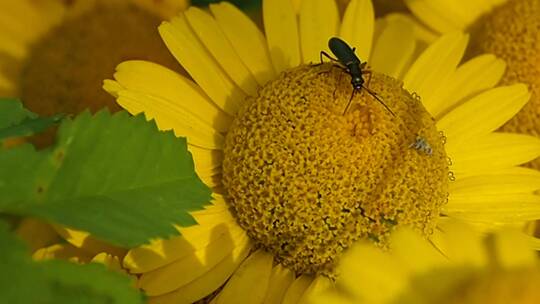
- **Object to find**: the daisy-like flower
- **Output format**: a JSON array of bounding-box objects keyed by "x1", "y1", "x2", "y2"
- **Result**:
[
  {"x1": 0, "y1": 0, "x2": 187, "y2": 118},
  {"x1": 312, "y1": 219, "x2": 540, "y2": 304},
  {"x1": 104, "y1": 0, "x2": 540, "y2": 302},
  {"x1": 404, "y1": 0, "x2": 540, "y2": 168}
]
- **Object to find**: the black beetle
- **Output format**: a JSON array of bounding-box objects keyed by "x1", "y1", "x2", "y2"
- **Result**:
[{"x1": 320, "y1": 37, "x2": 395, "y2": 116}]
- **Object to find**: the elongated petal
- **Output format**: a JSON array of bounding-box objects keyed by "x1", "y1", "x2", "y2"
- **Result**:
[
  {"x1": 262, "y1": 264, "x2": 295, "y2": 304},
  {"x1": 437, "y1": 84, "x2": 531, "y2": 143},
  {"x1": 124, "y1": 209, "x2": 240, "y2": 273},
  {"x1": 140, "y1": 231, "x2": 250, "y2": 295},
  {"x1": 404, "y1": 0, "x2": 466, "y2": 33},
  {"x1": 450, "y1": 172, "x2": 540, "y2": 195},
  {"x1": 148, "y1": 241, "x2": 252, "y2": 304},
  {"x1": 159, "y1": 15, "x2": 246, "y2": 116},
  {"x1": 299, "y1": 0, "x2": 339, "y2": 64},
  {"x1": 371, "y1": 15, "x2": 416, "y2": 79},
  {"x1": 263, "y1": 0, "x2": 301, "y2": 73},
  {"x1": 282, "y1": 275, "x2": 314, "y2": 304},
  {"x1": 403, "y1": 32, "x2": 468, "y2": 115},
  {"x1": 446, "y1": 194, "x2": 540, "y2": 222},
  {"x1": 209, "y1": 2, "x2": 276, "y2": 86},
  {"x1": 431, "y1": 219, "x2": 486, "y2": 266},
  {"x1": 298, "y1": 276, "x2": 334, "y2": 303},
  {"x1": 215, "y1": 250, "x2": 274, "y2": 304},
  {"x1": 447, "y1": 133, "x2": 540, "y2": 176},
  {"x1": 189, "y1": 145, "x2": 223, "y2": 178},
  {"x1": 340, "y1": 0, "x2": 374, "y2": 61},
  {"x1": 185, "y1": 7, "x2": 259, "y2": 96},
  {"x1": 116, "y1": 90, "x2": 225, "y2": 149},
  {"x1": 430, "y1": 54, "x2": 506, "y2": 118},
  {"x1": 53, "y1": 226, "x2": 125, "y2": 258},
  {"x1": 109, "y1": 60, "x2": 232, "y2": 133},
  {"x1": 404, "y1": 0, "x2": 494, "y2": 33}
]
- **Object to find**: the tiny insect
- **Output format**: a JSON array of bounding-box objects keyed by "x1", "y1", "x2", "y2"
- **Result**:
[
  {"x1": 319, "y1": 37, "x2": 395, "y2": 116},
  {"x1": 409, "y1": 136, "x2": 433, "y2": 156}
]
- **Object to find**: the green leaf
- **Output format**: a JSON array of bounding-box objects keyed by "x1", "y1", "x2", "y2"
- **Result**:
[
  {"x1": 0, "y1": 222, "x2": 144, "y2": 304},
  {"x1": 0, "y1": 110, "x2": 212, "y2": 247},
  {"x1": 0, "y1": 98, "x2": 64, "y2": 141},
  {"x1": 0, "y1": 98, "x2": 35, "y2": 129}
]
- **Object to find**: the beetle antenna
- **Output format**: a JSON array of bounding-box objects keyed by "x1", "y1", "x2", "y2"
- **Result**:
[{"x1": 361, "y1": 85, "x2": 395, "y2": 117}]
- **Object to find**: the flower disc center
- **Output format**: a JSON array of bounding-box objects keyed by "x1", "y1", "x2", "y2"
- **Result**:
[{"x1": 222, "y1": 64, "x2": 450, "y2": 275}]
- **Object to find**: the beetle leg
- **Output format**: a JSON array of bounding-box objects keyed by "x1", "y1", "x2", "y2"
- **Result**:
[
  {"x1": 319, "y1": 51, "x2": 339, "y2": 64},
  {"x1": 343, "y1": 88, "x2": 357, "y2": 115},
  {"x1": 363, "y1": 70, "x2": 373, "y2": 87},
  {"x1": 332, "y1": 72, "x2": 344, "y2": 98}
]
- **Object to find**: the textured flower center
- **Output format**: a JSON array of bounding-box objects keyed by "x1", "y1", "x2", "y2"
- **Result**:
[
  {"x1": 469, "y1": 0, "x2": 540, "y2": 168},
  {"x1": 19, "y1": 2, "x2": 180, "y2": 117},
  {"x1": 444, "y1": 268, "x2": 540, "y2": 304},
  {"x1": 222, "y1": 64, "x2": 450, "y2": 275}
]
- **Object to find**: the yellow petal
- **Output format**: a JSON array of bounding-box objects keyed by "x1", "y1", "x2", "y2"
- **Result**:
[
  {"x1": 432, "y1": 219, "x2": 487, "y2": 267},
  {"x1": 447, "y1": 193, "x2": 540, "y2": 223},
  {"x1": 403, "y1": 32, "x2": 468, "y2": 115},
  {"x1": 33, "y1": 243, "x2": 92, "y2": 263},
  {"x1": 0, "y1": 1, "x2": 58, "y2": 44},
  {"x1": 307, "y1": 289, "x2": 352, "y2": 304},
  {"x1": 140, "y1": 231, "x2": 249, "y2": 295},
  {"x1": 494, "y1": 229, "x2": 537, "y2": 269},
  {"x1": 263, "y1": 0, "x2": 301, "y2": 73},
  {"x1": 53, "y1": 226, "x2": 126, "y2": 258},
  {"x1": 124, "y1": 199, "x2": 238, "y2": 273},
  {"x1": 430, "y1": 54, "x2": 506, "y2": 119},
  {"x1": 215, "y1": 250, "x2": 274, "y2": 304},
  {"x1": 102, "y1": 79, "x2": 123, "y2": 98},
  {"x1": 447, "y1": 133, "x2": 540, "y2": 176},
  {"x1": 189, "y1": 145, "x2": 223, "y2": 178},
  {"x1": 91, "y1": 253, "x2": 125, "y2": 273},
  {"x1": 371, "y1": 14, "x2": 416, "y2": 79},
  {"x1": 110, "y1": 60, "x2": 232, "y2": 132},
  {"x1": 339, "y1": 0, "x2": 374, "y2": 61},
  {"x1": 404, "y1": 0, "x2": 466, "y2": 33},
  {"x1": 298, "y1": 276, "x2": 334, "y2": 304},
  {"x1": 437, "y1": 84, "x2": 531, "y2": 144},
  {"x1": 159, "y1": 15, "x2": 246, "y2": 116},
  {"x1": 148, "y1": 240, "x2": 252, "y2": 304},
  {"x1": 299, "y1": 0, "x2": 339, "y2": 64},
  {"x1": 390, "y1": 228, "x2": 447, "y2": 273},
  {"x1": 116, "y1": 90, "x2": 225, "y2": 150},
  {"x1": 209, "y1": 2, "x2": 276, "y2": 86},
  {"x1": 185, "y1": 7, "x2": 259, "y2": 96},
  {"x1": 450, "y1": 171, "x2": 540, "y2": 195},
  {"x1": 338, "y1": 242, "x2": 408, "y2": 302},
  {"x1": 282, "y1": 275, "x2": 314, "y2": 304},
  {"x1": 262, "y1": 264, "x2": 295, "y2": 304},
  {"x1": 0, "y1": 33, "x2": 27, "y2": 60}
]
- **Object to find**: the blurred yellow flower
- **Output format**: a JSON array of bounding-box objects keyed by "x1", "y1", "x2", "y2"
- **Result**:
[
  {"x1": 404, "y1": 0, "x2": 540, "y2": 169},
  {"x1": 311, "y1": 219, "x2": 540, "y2": 304},
  {"x1": 0, "y1": 0, "x2": 187, "y2": 120}
]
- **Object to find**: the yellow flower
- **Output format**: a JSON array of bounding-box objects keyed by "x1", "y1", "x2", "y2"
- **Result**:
[
  {"x1": 104, "y1": 0, "x2": 540, "y2": 303},
  {"x1": 0, "y1": 0, "x2": 187, "y2": 120},
  {"x1": 312, "y1": 219, "x2": 540, "y2": 304},
  {"x1": 404, "y1": 0, "x2": 540, "y2": 169}
]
